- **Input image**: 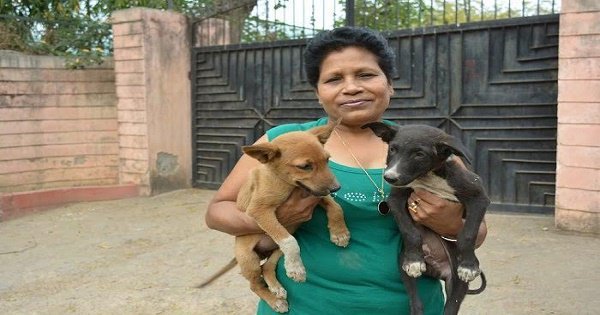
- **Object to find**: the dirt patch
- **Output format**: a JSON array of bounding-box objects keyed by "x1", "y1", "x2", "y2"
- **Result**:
[
  {"x1": 0, "y1": 189, "x2": 257, "y2": 314},
  {"x1": 1, "y1": 189, "x2": 599, "y2": 314}
]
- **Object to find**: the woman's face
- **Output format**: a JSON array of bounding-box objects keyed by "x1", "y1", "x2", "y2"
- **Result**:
[{"x1": 315, "y1": 46, "x2": 394, "y2": 127}]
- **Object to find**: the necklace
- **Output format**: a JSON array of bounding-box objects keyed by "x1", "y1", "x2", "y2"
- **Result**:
[{"x1": 333, "y1": 129, "x2": 389, "y2": 215}]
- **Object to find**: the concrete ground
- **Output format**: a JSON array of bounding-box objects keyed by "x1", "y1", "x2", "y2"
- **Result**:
[{"x1": 0, "y1": 188, "x2": 598, "y2": 315}]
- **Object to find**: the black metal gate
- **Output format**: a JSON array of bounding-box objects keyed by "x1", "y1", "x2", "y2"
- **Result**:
[{"x1": 192, "y1": 15, "x2": 558, "y2": 214}]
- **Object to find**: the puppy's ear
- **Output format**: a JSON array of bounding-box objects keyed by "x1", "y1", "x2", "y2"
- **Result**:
[
  {"x1": 242, "y1": 143, "x2": 281, "y2": 164},
  {"x1": 309, "y1": 118, "x2": 340, "y2": 144},
  {"x1": 361, "y1": 122, "x2": 397, "y2": 143},
  {"x1": 436, "y1": 136, "x2": 473, "y2": 165}
]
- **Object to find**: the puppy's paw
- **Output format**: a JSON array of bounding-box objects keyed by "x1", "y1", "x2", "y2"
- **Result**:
[
  {"x1": 269, "y1": 285, "x2": 287, "y2": 299},
  {"x1": 402, "y1": 261, "x2": 426, "y2": 278},
  {"x1": 457, "y1": 265, "x2": 480, "y2": 282},
  {"x1": 330, "y1": 230, "x2": 351, "y2": 247},
  {"x1": 272, "y1": 299, "x2": 289, "y2": 313},
  {"x1": 285, "y1": 261, "x2": 306, "y2": 282},
  {"x1": 287, "y1": 269, "x2": 306, "y2": 282}
]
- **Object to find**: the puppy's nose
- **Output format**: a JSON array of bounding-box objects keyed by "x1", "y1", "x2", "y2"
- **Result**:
[
  {"x1": 329, "y1": 184, "x2": 341, "y2": 193},
  {"x1": 383, "y1": 173, "x2": 398, "y2": 184}
]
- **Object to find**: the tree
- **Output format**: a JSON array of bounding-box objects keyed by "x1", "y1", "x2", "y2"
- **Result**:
[
  {"x1": 335, "y1": 0, "x2": 560, "y2": 30},
  {"x1": 0, "y1": 0, "x2": 561, "y2": 61},
  {"x1": 0, "y1": 0, "x2": 111, "y2": 67},
  {"x1": 350, "y1": 0, "x2": 430, "y2": 30},
  {"x1": 211, "y1": 0, "x2": 257, "y2": 43},
  {"x1": 0, "y1": 0, "x2": 258, "y2": 53}
]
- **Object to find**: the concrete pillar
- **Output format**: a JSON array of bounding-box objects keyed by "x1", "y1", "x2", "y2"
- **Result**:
[
  {"x1": 111, "y1": 8, "x2": 192, "y2": 196},
  {"x1": 556, "y1": 1, "x2": 600, "y2": 233}
]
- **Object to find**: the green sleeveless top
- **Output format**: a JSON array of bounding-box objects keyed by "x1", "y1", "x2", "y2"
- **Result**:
[{"x1": 256, "y1": 117, "x2": 444, "y2": 315}]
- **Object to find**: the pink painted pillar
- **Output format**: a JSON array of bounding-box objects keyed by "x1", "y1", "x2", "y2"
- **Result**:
[
  {"x1": 111, "y1": 8, "x2": 192, "y2": 196},
  {"x1": 556, "y1": 1, "x2": 600, "y2": 233}
]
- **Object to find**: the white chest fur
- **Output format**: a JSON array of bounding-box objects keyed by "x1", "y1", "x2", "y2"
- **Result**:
[{"x1": 404, "y1": 172, "x2": 458, "y2": 202}]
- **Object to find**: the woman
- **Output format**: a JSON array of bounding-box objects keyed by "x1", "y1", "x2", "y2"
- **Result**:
[{"x1": 205, "y1": 27, "x2": 487, "y2": 314}]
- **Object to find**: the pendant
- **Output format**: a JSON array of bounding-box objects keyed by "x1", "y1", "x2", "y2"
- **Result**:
[{"x1": 378, "y1": 201, "x2": 390, "y2": 215}]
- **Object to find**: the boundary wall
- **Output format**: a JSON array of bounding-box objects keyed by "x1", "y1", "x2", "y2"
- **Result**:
[
  {"x1": 0, "y1": 8, "x2": 191, "y2": 220},
  {"x1": 1, "y1": 5, "x2": 598, "y2": 234}
]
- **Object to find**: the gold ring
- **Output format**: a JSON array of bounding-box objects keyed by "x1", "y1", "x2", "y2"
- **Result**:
[
  {"x1": 408, "y1": 202, "x2": 418, "y2": 213},
  {"x1": 414, "y1": 198, "x2": 421, "y2": 205}
]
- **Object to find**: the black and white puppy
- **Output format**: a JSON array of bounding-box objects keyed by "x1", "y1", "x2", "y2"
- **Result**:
[{"x1": 362, "y1": 122, "x2": 490, "y2": 315}]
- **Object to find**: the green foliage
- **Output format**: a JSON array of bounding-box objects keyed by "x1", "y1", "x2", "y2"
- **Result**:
[
  {"x1": 0, "y1": 14, "x2": 111, "y2": 68},
  {"x1": 334, "y1": 0, "x2": 560, "y2": 31},
  {"x1": 0, "y1": 0, "x2": 213, "y2": 68},
  {"x1": 240, "y1": 0, "x2": 320, "y2": 43},
  {"x1": 242, "y1": 16, "x2": 291, "y2": 42},
  {"x1": 0, "y1": 0, "x2": 560, "y2": 61},
  {"x1": 1, "y1": 1, "x2": 111, "y2": 68},
  {"x1": 352, "y1": 0, "x2": 429, "y2": 30}
]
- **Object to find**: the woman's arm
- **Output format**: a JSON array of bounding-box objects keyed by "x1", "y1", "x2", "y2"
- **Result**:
[
  {"x1": 407, "y1": 188, "x2": 487, "y2": 247},
  {"x1": 406, "y1": 154, "x2": 488, "y2": 247},
  {"x1": 205, "y1": 135, "x2": 321, "y2": 237},
  {"x1": 204, "y1": 142, "x2": 264, "y2": 235}
]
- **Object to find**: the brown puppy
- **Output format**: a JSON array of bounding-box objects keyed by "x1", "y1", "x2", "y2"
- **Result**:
[{"x1": 200, "y1": 120, "x2": 350, "y2": 313}]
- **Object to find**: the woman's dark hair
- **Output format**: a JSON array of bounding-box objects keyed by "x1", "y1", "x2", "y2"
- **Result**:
[{"x1": 303, "y1": 27, "x2": 397, "y2": 88}]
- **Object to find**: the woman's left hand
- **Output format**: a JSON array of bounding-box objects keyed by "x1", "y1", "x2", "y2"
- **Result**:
[{"x1": 407, "y1": 188, "x2": 464, "y2": 237}]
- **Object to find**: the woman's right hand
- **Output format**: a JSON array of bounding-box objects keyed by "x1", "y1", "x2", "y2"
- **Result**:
[
  {"x1": 254, "y1": 189, "x2": 320, "y2": 256},
  {"x1": 275, "y1": 188, "x2": 321, "y2": 226}
]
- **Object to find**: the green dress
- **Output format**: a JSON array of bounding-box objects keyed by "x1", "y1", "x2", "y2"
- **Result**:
[{"x1": 256, "y1": 117, "x2": 444, "y2": 315}]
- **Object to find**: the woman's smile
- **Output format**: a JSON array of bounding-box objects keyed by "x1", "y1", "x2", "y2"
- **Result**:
[{"x1": 340, "y1": 98, "x2": 372, "y2": 107}]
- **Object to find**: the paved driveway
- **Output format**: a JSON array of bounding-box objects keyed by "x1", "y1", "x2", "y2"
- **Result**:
[{"x1": 0, "y1": 189, "x2": 598, "y2": 314}]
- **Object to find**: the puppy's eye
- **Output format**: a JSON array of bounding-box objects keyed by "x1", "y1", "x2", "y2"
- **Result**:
[
  {"x1": 413, "y1": 152, "x2": 426, "y2": 159},
  {"x1": 296, "y1": 164, "x2": 313, "y2": 171},
  {"x1": 389, "y1": 147, "x2": 397, "y2": 154}
]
